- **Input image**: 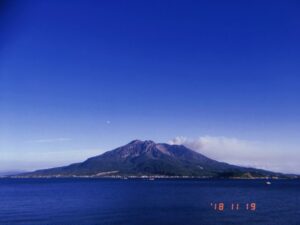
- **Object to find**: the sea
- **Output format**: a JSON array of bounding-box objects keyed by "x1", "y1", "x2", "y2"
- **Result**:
[{"x1": 0, "y1": 178, "x2": 299, "y2": 225}]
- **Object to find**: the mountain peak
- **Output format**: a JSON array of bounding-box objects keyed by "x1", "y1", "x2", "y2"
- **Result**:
[{"x1": 128, "y1": 140, "x2": 156, "y2": 146}]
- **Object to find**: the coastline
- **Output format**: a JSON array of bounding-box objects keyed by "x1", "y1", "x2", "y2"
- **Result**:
[{"x1": 4, "y1": 175, "x2": 299, "y2": 179}]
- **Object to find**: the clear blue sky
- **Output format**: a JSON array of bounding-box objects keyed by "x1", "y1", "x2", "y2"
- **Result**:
[{"x1": 1, "y1": 0, "x2": 300, "y2": 172}]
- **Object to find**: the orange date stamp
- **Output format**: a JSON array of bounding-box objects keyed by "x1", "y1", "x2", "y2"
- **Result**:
[{"x1": 210, "y1": 202, "x2": 256, "y2": 211}]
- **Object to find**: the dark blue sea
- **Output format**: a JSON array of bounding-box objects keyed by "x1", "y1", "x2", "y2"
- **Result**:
[{"x1": 0, "y1": 179, "x2": 299, "y2": 225}]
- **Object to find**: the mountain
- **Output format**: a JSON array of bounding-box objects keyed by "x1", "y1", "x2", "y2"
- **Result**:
[{"x1": 16, "y1": 140, "x2": 292, "y2": 178}]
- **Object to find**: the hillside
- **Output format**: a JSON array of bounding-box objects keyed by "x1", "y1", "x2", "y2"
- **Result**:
[{"x1": 17, "y1": 140, "x2": 289, "y2": 178}]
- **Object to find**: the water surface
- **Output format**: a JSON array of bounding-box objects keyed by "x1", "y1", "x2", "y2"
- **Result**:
[{"x1": 0, "y1": 179, "x2": 299, "y2": 225}]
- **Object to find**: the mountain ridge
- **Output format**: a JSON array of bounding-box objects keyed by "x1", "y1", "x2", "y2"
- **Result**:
[{"x1": 15, "y1": 140, "x2": 296, "y2": 179}]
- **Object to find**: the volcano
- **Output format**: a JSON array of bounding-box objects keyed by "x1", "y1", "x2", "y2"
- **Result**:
[{"x1": 18, "y1": 140, "x2": 288, "y2": 178}]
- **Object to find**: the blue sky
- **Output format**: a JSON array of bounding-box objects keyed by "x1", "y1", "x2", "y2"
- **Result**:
[{"x1": 1, "y1": 0, "x2": 300, "y2": 173}]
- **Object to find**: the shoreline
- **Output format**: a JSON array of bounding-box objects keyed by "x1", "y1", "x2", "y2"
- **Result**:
[{"x1": 3, "y1": 175, "x2": 299, "y2": 180}]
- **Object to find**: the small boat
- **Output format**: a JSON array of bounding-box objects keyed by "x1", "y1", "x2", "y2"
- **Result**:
[{"x1": 266, "y1": 181, "x2": 271, "y2": 185}]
